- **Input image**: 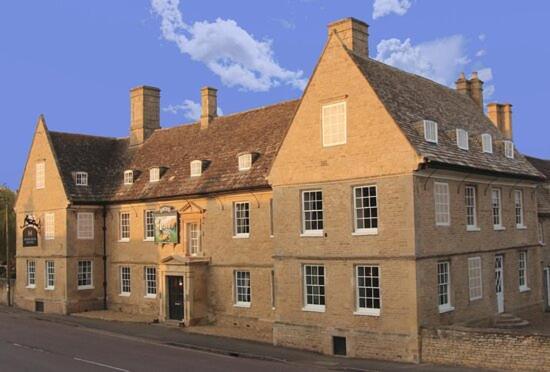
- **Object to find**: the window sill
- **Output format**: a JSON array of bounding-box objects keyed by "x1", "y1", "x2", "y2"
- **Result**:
[
  {"x1": 469, "y1": 296, "x2": 482, "y2": 302},
  {"x1": 493, "y1": 226, "x2": 506, "y2": 231},
  {"x1": 435, "y1": 223, "x2": 451, "y2": 227},
  {"x1": 25, "y1": 285, "x2": 36, "y2": 289},
  {"x1": 77, "y1": 237, "x2": 94, "y2": 240},
  {"x1": 144, "y1": 294, "x2": 157, "y2": 299},
  {"x1": 516, "y1": 225, "x2": 527, "y2": 230},
  {"x1": 234, "y1": 303, "x2": 251, "y2": 308},
  {"x1": 233, "y1": 234, "x2": 250, "y2": 239},
  {"x1": 519, "y1": 286, "x2": 531, "y2": 293},
  {"x1": 119, "y1": 293, "x2": 131, "y2": 297},
  {"x1": 143, "y1": 238, "x2": 154, "y2": 242},
  {"x1": 78, "y1": 285, "x2": 94, "y2": 290},
  {"x1": 45, "y1": 238, "x2": 55, "y2": 241},
  {"x1": 353, "y1": 309, "x2": 380, "y2": 317},
  {"x1": 352, "y1": 228, "x2": 378, "y2": 236},
  {"x1": 438, "y1": 305, "x2": 455, "y2": 314},
  {"x1": 45, "y1": 287, "x2": 55, "y2": 291},
  {"x1": 118, "y1": 239, "x2": 130, "y2": 243},
  {"x1": 302, "y1": 305, "x2": 326, "y2": 313},
  {"x1": 466, "y1": 226, "x2": 481, "y2": 232},
  {"x1": 300, "y1": 231, "x2": 324, "y2": 238}
]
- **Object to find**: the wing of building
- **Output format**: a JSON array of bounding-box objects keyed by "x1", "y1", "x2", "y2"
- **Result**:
[{"x1": 14, "y1": 17, "x2": 548, "y2": 363}]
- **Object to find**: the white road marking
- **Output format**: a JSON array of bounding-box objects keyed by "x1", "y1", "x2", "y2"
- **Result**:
[{"x1": 74, "y1": 357, "x2": 131, "y2": 372}]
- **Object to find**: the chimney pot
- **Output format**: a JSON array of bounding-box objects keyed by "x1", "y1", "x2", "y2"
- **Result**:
[
  {"x1": 130, "y1": 86, "x2": 160, "y2": 147},
  {"x1": 487, "y1": 102, "x2": 513, "y2": 140},
  {"x1": 455, "y1": 72, "x2": 483, "y2": 111},
  {"x1": 327, "y1": 17, "x2": 369, "y2": 58},
  {"x1": 200, "y1": 87, "x2": 217, "y2": 130}
]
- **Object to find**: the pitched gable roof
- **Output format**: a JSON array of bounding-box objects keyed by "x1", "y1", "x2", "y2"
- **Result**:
[
  {"x1": 525, "y1": 156, "x2": 550, "y2": 214},
  {"x1": 49, "y1": 99, "x2": 299, "y2": 203},
  {"x1": 348, "y1": 53, "x2": 543, "y2": 180}
]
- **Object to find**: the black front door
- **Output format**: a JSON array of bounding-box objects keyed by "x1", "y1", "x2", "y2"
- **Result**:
[{"x1": 167, "y1": 276, "x2": 184, "y2": 320}]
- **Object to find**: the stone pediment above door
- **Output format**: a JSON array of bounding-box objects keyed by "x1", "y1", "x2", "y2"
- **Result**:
[
  {"x1": 178, "y1": 200, "x2": 206, "y2": 215},
  {"x1": 161, "y1": 254, "x2": 210, "y2": 266}
]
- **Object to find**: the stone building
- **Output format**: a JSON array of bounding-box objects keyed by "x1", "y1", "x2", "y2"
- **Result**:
[{"x1": 14, "y1": 17, "x2": 547, "y2": 362}]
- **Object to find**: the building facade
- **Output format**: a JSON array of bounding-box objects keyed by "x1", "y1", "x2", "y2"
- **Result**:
[{"x1": 15, "y1": 18, "x2": 547, "y2": 362}]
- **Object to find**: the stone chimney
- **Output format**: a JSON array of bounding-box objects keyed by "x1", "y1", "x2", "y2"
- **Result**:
[
  {"x1": 200, "y1": 87, "x2": 217, "y2": 130},
  {"x1": 487, "y1": 103, "x2": 513, "y2": 140},
  {"x1": 327, "y1": 17, "x2": 369, "y2": 59},
  {"x1": 130, "y1": 86, "x2": 160, "y2": 147},
  {"x1": 455, "y1": 72, "x2": 483, "y2": 110}
]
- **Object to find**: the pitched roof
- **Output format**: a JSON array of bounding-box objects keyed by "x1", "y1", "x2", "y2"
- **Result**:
[
  {"x1": 49, "y1": 99, "x2": 299, "y2": 203},
  {"x1": 348, "y1": 53, "x2": 543, "y2": 180},
  {"x1": 525, "y1": 156, "x2": 550, "y2": 214}
]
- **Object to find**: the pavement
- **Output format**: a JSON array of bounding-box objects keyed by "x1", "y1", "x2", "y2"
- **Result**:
[{"x1": 0, "y1": 305, "x2": 484, "y2": 371}]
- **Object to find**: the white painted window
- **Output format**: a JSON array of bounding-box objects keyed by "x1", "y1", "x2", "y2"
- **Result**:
[
  {"x1": 144, "y1": 267, "x2": 157, "y2": 297},
  {"x1": 77, "y1": 212, "x2": 94, "y2": 240},
  {"x1": 144, "y1": 210, "x2": 155, "y2": 241},
  {"x1": 233, "y1": 202, "x2": 250, "y2": 238},
  {"x1": 322, "y1": 101, "x2": 346, "y2": 147},
  {"x1": 303, "y1": 265, "x2": 325, "y2": 312},
  {"x1": 514, "y1": 190, "x2": 525, "y2": 228},
  {"x1": 124, "y1": 170, "x2": 134, "y2": 185},
  {"x1": 353, "y1": 186, "x2": 378, "y2": 235},
  {"x1": 36, "y1": 161, "x2": 45, "y2": 189},
  {"x1": 434, "y1": 182, "x2": 450, "y2": 226},
  {"x1": 465, "y1": 186, "x2": 478, "y2": 230},
  {"x1": 468, "y1": 257, "x2": 482, "y2": 301},
  {"x1": 75, "y1": 172, "x2": 88, "y2": 186},
  {"x1": 238, "y1": 153, "x2": 252, "y2": 171},
  {"x1": 77, "y1": 260, "x2": 93, "y2": 289},
  {"x1": 44, "y1": 213, "x2": 55, "y2": 240},
  {"x1": 456, "y1": 129, "x2": 469, "y2": 150},
  {"x1": 302, "y1": 190, "x2": 324, "y2": 236},
  {"x1": 437, "y1": 261, "x2": 453, "y2": 312},
  {"x1": 26, "y1": 260, "x2": 36, "y2": 288},
  {"x1": 539, "y1": 221, "x2": 545, "y2": 244},
  {"x1": 423, "y1": 120, "x2": 438, "y2": 144},
  {"x1": 269, "y1": 198, "x2": 274, "y2": 237},
  {"x1": 491, "y1": 189, "x2": 503, "y2": 229},
  {"x1": 190, "y1": 160, "x2": 202, "y2": 177},
  {"x1": 519, "y1": 251, "x2": 528, "y2": 291},
  {"x1": 234, "y1": 271, "x2": 251, "y2": 307},
  {"x1": 119, "y1": 212, "x2": 130, "y2": 241},
  {"x1": 149, "y1": 167, "x2": 160, "y2": 182},
  {"x1": 45, "y1": 260, "x2": 55, "y2": 290},
  {"x1": 120, "y1": 266, "x2": 131, "y2": 295},
  {"x1": 504, "y1": 141, "x2": 514, "y2": 159},
  {"x1": 481, "y1": 133, "x2": 493, "y2": 153},
  {"x1": 355, "y1": 265, "x2": 381, "y2": 316},
  {"x1": 187, "y1": 222, "x2": 201, "y2": 255}
]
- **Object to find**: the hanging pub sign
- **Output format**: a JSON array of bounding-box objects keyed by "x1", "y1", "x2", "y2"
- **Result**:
[
  {"x1": 22, "y1": 215, "x2": 40, "y2": 247},
  {"x1": 154, "y1": 207, "x2": 179, "y2": 244}
]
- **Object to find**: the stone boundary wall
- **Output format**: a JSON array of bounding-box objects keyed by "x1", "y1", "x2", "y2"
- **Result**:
[
  {"x1": 421, "y1": 326, "x2": 550, "y2": 371},
  {"x1": 0, "y1": 279, "x2": 14, "y2": 305}
]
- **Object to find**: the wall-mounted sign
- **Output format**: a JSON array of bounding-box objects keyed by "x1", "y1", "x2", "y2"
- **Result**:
[
  {"x1": 22, "y1": 226, "x2": 38, "y2": 247},
  {"x1": 154, "y1": 208, "x2": 179, "y2": 244}
]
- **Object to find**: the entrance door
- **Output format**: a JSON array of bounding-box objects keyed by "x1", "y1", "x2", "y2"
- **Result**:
[
  {"x1": 545, "y1": 267, "x2": 550, "y2": 309},
  {"x1": 167, "y1": 276, "x2": 184, "y2": 321},
  {"x1": 495, "y1": 255, "x2": 504, "y2": 313}
]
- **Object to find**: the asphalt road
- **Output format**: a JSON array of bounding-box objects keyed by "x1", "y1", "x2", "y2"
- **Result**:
[{"x1": 0, "y1": 310, "x2": 318, "y2": 372}]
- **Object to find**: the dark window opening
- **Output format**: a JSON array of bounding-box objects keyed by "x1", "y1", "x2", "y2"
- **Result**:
[{"x1": 332, "y1": 336, "x2": 347, "y2": 356}]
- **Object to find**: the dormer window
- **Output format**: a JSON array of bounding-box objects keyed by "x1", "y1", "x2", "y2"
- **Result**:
[
  {"x1": 481, "y1": 133, "x2": 493, "y2": 153},
  {"x1": 149, "y1": 167, "x2": 160, "y2": 182},
  {"x1": 238, "y1": 153, "x2": 252, "y2": 171},
  {"x1": 423, "y1": 120, "x2": 438, "y2": 144},
  {"x1": 190, "y1": 160, "x2": 202, "y2": 177},
  {"x1": 124, "y1": 170, "x2": 134, "y2": 185},
  {"x1": 504, "y1": 141, "x2": 514, "y2": 159},
  {"x1": 456, "y1": 129, "x2": 469, "y2": 150},
  {"x1": 75, "y1": 172, "x2": 88, "y2": 186}
]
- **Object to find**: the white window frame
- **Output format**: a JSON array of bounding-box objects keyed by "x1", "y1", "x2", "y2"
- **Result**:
[
  {"x1": 26, "y1": 260, "x2": 36, "y2": 288},
  {"x1": 437, "y1": 261, "x2": 454, "y2": 313},
  {"x1": 456, "y1": 129, "x2": 469, "y2": 150},
  {"x1": 44, "y1": 212, "x2": 55, "y2": 240},
  {"x1": 77, "y1": 212, "x2": 94, "y2": 240},
  {"x1": 434, "y1": 182, "x2": 450, "y2": 226},
  {"x1": 514, "y1": 190, "x2": 526, "y2": 228},
  {"x1": 354, "y1": 265, "x2": 381, "y2": 316},
  {"x1": 504, "y1": 141, "x2": 514, "y2": 159},
  {"x1": 120, "y1": 266, "x2": 131, "y2": 296},
  {"x1": 468, "y1": 257, "x2": 483, "y2": 301},
  {"x1": 322, "y1": 101, "x2": 347, "y2": 147},
  {"x1": 539, "y1": 221, "x2": 545, "y2": 245},
  {"x1": 144, "y1": 210, "x2": 155, "y2": 241},
  {"x1": 149, "y1": 167, "x2": 160, "y2": 182},
  {"x1": 519, "y1": 251, "x2": 529, "y2": 292},
  {"x1": 465, "y1": 186, "x2": 479, "y2": 231},
  {"x1": 45, "y1": 260, "x2": 55, "y2": 290},
  {"x1": 124, "y1": 170, "x2": 134, "y2": 185},
  {"x1": 234, "y1": 271, "x2": 251, "y2": 307},
  {"x1": 119, "y1": 212, "x2": 130, "y2": 242},
  {"x1": 77, "y1": 260, "x2": 93, "y2": 290},
  {"x1": 481, "y1": 133, "x2": 493, "y2": 154},
  {"x1": 190, "y1": 160, "x2": 202, "y2": 177},
  {"x1": 302, "y1": 264, "x2": 326, "y2": 312},
  {"x1": 301, "y1": 190, "x2": 324, "y2": 237},
  {"x1": 36, "y1": 161, "x2": 45, "y2": 189},
  {"x1": 238, "y1": 153, "x2": 252, "y2": 171},
  {"x1": 144, "y1": 266, "x2": 157, "y2": 298},
  {"x1": 353, "y1": 185, "x2": 378, "y2": 235},
  {"x1": 423, "y1": 120, "x2": 438, "y2": 144},
  {"x1": 491, "y1": 188, "x2": 504, "y2": 230},
  {"x1": 187, "y1": 222, "x2": 201, "y2": 255},
  {"x1": 233, "y1": 202, "x2": 250, "y2": 238},
  {"x1": 75, "y1": 171, "x2": 88, "y2": 186}
]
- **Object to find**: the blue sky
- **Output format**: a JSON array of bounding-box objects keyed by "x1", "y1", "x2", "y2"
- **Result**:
[{"x1": 1, "y1": 0, "x2": 549, "y2": 189}]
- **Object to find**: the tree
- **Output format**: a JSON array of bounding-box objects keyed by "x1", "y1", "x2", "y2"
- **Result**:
[{"x1": 0, "y1": 185, "x2": 16, "y2": 278}]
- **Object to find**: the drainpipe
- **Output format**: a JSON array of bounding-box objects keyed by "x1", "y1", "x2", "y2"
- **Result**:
[{"x1": 102, "y1": 205, "x2": 107, "y2": 310}]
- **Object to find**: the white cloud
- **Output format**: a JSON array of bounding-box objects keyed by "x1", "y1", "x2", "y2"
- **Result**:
[
  {"x1": 273, "y1": 18, "x2": 296, "y2": 30},
  {"x1": 475, "y1": 49, "x2": 486, "y2": 57},
  {"x1": 151, "y1": 0, "x2": 306, "y2": 92},
  {"x1": 478, "y1": 33, "x2": 486, "y2": 42},
  {"x1": 373, "y1": 0, "x2": 411, "y2": 19},
  {"x1": 477, "y1": 67, "x2": 492, "y2": 82},
  {"x1": 163, "y1": 99, "x2": 223, "y2": 121},
  {"x1": 484, "y1": 84, "x2": 495, "y2": 98},
  {"x1": 375, "y1": 35, "x2": 469, "y2": 86}
]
